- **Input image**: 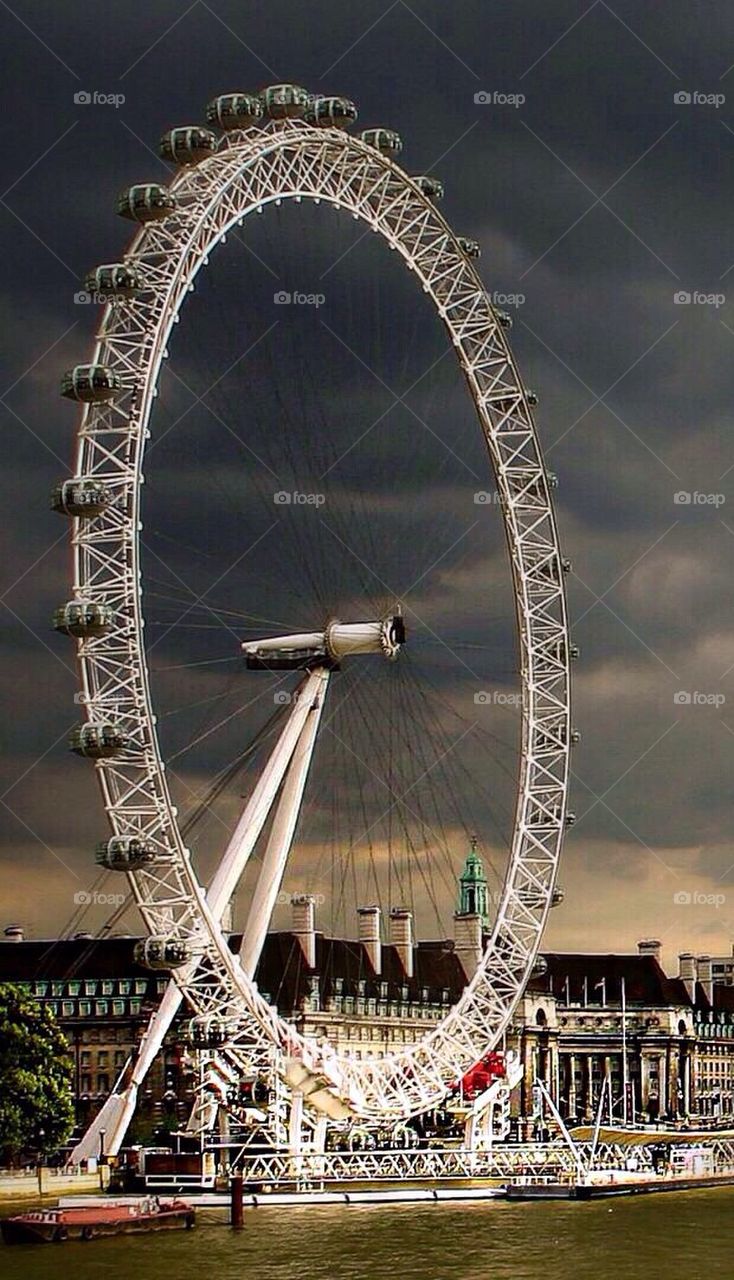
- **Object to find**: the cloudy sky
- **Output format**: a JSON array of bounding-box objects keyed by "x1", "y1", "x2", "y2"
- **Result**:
[{"x1": 1, "y1": 0, "x2": 734, "y2": 973}]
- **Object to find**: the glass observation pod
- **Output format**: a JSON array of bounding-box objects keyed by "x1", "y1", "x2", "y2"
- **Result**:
[
  {"x1": 413, "y1": 175, "x2": 444, "y2": 201},
  {"x1": 69, "y1": 723, "x2": 129, "y2": 759},
  {"x1": 84, "y1": 263, "x2": 142, "y2": 299},
  {"x1": 305, "y1": 96, "x2": 358, "y2": 128},
  {"x1": 260, "y1": 83, "x2": 310, "y2": 119},
  {"x1": 60, "y1": 364, "x2": 121, "y2": 403},
  {"x1": 117, "y1": 184, "x2": 176, "y2": 223},
  {"x1": 526, "y1": 389, "x2": 539, "y2": 406},
  {"x1": 159, "y1": 127, "x2": 219, "y2": 166},
  {"x1": 52, "y1": 600, "x2": 113, "y2": 638},
  {"x1": 457, "y1": 236, "x2": 481, "y2": 259},
  {"x1": 134, "y1": 938, "x2": 191, "y2": 970},
  {"x1": 360, "y1": 128, "x2": 403, "y2": 155},
  {"x1": 188, "y1": 1016, "x2": 229, "y2": 1050},
  {"x1": 95, "y1": 836, "x2": 160, "y2": 871},
  {"x1": 206, "y1": 93, "x2": 264, "y2": 130},
  {"x1": 517, "y1": 887, "x2": 565, "y2": 909},
  {"x1": 495, "y1": 310, "x2": 513, "y2": 329},
  {"x1": 50, "y1": 478, "x2": 110, "y2": 517}
]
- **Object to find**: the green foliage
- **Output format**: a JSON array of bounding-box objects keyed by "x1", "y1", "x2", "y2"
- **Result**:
[{"x1": 0, "y1": 983, "x2": 74, "y2": 1162}]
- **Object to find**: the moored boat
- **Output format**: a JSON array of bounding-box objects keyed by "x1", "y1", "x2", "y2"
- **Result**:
[{"x1": 0, "y1": 1196, "x2": 195, "y2": 1244}]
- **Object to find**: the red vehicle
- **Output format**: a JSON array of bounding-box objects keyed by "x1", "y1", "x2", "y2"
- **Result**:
[
  {"x1": 0, "y1": 1197, "x2": 195, "y2": 1244},
  {"x1": 458, "y1": 1051, "x2": 506, "y2": 1101}
]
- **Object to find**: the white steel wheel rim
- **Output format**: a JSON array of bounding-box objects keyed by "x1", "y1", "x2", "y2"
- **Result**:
[{"x1": 70, "y1": 117, "x2": 571, "y2": 1120}]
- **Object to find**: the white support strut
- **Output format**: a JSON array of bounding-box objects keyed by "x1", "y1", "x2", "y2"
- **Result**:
[{"x1": 239, "y1": 668, "x2": 330, "y2": 978}]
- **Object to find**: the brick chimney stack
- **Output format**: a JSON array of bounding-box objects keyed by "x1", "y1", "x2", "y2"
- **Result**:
[
  {"x1": 698, "y1": 954, "x2": 714, "y2": 1004},
  {"x1": 454, "y1": 912, "x2": 482, "y2": 980},
  {"x1": 389, "y1": 908, "x2": 414, "y2": 979},
  {"x1": 637, "y1": 939, "x2": 661, "y2": 963},
  {"x1": 292, "y1": 894, "x2": 316, "y2": 969},
  {"x1": 358, "y1": 905, "x2": 382, "y2": 975},
  {"x1": 678, "y1": 952, "x2": 697, "y2": 1002}
]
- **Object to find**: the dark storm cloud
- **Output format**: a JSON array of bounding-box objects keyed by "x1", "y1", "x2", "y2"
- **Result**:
[{"x1": 2, "y1": 0, "x2": 734, "y2": 962}]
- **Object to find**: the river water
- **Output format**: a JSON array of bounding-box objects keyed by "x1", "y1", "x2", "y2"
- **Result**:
[{"x1": 3, "y1": 1188, "x2": 734, "y2": 1279}]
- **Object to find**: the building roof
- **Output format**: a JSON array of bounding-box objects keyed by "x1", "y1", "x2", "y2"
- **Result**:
[
  {"x1": 2, "y1": 935, "x2": 733, "y2": 1017},
  {"x1": 256, "y1": 933, "x2": 466, "y2": 1010},
  {"x1": 531, "y1": 952, "x2": 693, "y2": 1008},
  {"x1": 0, "y1": 932, "x2": 467, "y2": 1013}
]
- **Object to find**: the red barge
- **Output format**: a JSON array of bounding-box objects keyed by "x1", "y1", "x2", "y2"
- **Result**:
[{"x1": 0, "y1": 1197, "x2": 195, "y2": 1244}]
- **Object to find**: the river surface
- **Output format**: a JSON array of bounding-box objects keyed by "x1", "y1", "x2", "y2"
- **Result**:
[{"x1": 3, "y1": 1188, "x2": 734, "y2": 1279}]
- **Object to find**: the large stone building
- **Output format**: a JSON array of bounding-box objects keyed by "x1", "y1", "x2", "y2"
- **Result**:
[{"x1": 3, "y1": 849, "x2": 734, "y2": 1136}]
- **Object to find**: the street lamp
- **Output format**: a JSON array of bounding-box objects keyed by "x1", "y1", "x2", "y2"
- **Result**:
[{"x1": 99, "y1": 1128, "x2": 106, "y2": 1163}]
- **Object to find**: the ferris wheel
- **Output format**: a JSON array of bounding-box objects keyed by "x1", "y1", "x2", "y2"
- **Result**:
[{"x1": 54, "y1": 83, "x2": 573, "y2": 1147}]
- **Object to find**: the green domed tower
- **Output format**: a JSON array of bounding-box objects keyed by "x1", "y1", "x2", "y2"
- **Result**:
[{"x1": 457, "y1": 836, "x2": 490, "y2": 928}]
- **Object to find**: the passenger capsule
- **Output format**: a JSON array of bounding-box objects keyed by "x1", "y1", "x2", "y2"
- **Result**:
[
  {"x1": 206, "y1": 93, "x2": 264, "y2": 130},
  {"x1": 117, "y1": 184, "x2": 176, "y2": 223},
  {"x1": 561, "y1": 558, "x2": 572, "y2": 574},
  {"x1": 518, "y1": 887, "x2": 564, "y2": 910},
  {"x1": 70, "y1": 723, "x2": 129, "y2": 759},
  {"x1": 359, "y1": 128, "x2": 403, "y2": 155},
  {"x1": 305, "y1": 96, "x2": 358, "y2": 128},
  {"x1": 52, "y1": 601, "x2": 112, "y2": 638},
  {"x1": 95, "y1": 836, "x2": 159, "y2": 870},
  {"x1": 496, "y1": 310, "x2": 513, "y2": 329},
  {"x1": 260, "y1": 83, "x2": 310, "y2": 119},
  {"x1": 61, "y1": 365, "x2": 121, "y2": 404},
  {"x1": 160, "y1": 127, "x2": 218, "y2": 165},
  {"x1": 51, "y1": 478, "x2": 110, "y2": 517},
  {"x1": 547, "y1": 471, "x2": 559, "y2": 489},
  {"x1": 532, "y1": 956, "x2": 549, "y2": 978},
  {"x1": 526, "y1": 389, "x2": 539, "y2": 407},
  {"x1": 569, "y1": 643, "x2": 580, "y2": 660},
  {"x1": 134, "y1": 937, "x2": 191, "y2": 970},
  {"x1": 570, "y1": 728, "x2": 581, "y2": 744},
  {"x1": 413, "y1": 175, "x2": 444, "y2": 201},
  {"x1": 84, "y1": 264, "x2": 142, "y2": 300},
  {"x1": 566, "y1": 811, "x2": 577, "y2": 826},
  {"x1": 188, "y1": 1015, "x2": 228, "y2": 1049},
  {"x1": 457, "y1": 236, "x2": 481, "y2": 259}
]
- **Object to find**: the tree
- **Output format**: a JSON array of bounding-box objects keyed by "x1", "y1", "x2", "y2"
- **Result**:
[{"x1": 0, "y1": 983, "x2": 74, "y2": 1164}]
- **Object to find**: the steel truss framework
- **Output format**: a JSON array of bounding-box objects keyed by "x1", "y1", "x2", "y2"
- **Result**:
[{"x1": 68, "y1": 113, "x2": 571, "y2": 1121}]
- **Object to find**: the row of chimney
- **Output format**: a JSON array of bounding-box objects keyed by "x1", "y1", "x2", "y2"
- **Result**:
[
  {"x1": 678, "y1": 951, "x2": 714, "y2": 1004},
  {"x1": 638, "y1": 940, "x2": 715, "y2": 1004},
  {"x1": 292, "y1": 897, "x2": 484, "y2": 980}
]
